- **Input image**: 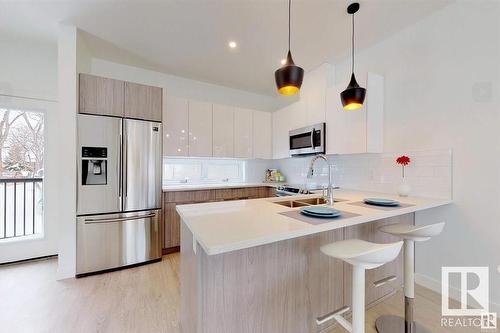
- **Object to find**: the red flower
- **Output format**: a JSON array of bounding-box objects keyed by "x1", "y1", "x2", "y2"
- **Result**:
[{"x1": 396, "y1": 155, "x2": 411, "y2": 166}]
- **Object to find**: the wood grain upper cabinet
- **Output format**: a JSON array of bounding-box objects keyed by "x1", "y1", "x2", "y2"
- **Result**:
[
  {"x1": 212, "y1": 104, "x2": 234, "y2": 157},
  {"x1": 79, "y1": 74, "x2": 124, "y2": 117},
  {"x1": 253, "y1": 110, "x2": 272, "y2": 159},
  {"x1": 234, "y1": 108, "x2": 253, "y2": 158},
  {"x1": 164, "y1": 96, "x2": 189, "y2": 156},
  {"x1": 188, "y1": 100, "x2": 213, "y2": 157},
  {"x1": 124, "y1": 82, "x2": 162, "y2": 122}
]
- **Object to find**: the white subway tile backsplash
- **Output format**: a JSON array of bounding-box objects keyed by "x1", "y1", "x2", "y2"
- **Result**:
[{"x1": 274, "y1": 148, "x2": 452, "y2": 199}]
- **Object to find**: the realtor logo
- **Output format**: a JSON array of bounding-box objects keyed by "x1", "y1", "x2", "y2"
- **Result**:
[
  {"x1": 442, "y1": 267, "x2": 489, "y2": 316},
  {"x1": 481, "y1": 312, "x2": 498, "y2": 329},
  {"x1": 441, "y1": 267, "x2": 496, "y2": 329}
]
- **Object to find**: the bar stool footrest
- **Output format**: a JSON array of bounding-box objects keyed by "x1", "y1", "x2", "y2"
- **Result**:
[{"x1": 316, "y1": 306, "x2": 351, "y2": 326}]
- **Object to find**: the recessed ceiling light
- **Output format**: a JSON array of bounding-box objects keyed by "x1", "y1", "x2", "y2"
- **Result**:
[
  {"x1": 281, "y1": 59, "x2": 287, "y2": 65},
  {"x1": 228, "y1": 41, "x2": 237, "y2": 49}
]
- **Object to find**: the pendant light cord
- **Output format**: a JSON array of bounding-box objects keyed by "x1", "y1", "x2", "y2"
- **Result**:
[
  {"x1": 351, "y1": 12, "x2": 355, "y2": 73},
  {"x1": 288, "y1": 0, "x2": 291, "y2": 52}
]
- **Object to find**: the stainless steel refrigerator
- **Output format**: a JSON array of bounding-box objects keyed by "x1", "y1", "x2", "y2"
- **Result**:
[{"x1": 76, "y1": 114, "x2": 162, "y2": 276}]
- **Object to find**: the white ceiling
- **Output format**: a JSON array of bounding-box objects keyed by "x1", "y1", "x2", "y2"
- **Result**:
[{"x1": 0, "y1": 0, "x2": 451, "y2": 95}]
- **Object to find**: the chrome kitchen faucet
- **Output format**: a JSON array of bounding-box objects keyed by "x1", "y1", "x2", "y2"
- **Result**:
[{"x1": 307, "y1": 154, "x2": 335, "y2": 205}]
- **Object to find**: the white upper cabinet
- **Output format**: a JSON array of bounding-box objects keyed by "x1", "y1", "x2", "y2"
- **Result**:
[
  {"x1": 188, "y1": 100, "x2": 213, "y2": 157},
  {"x1": 253, "y1": 110, "x2": 272, "y2": 159},
  {"x1": 302, "y1": 63, "x2": 332, "y2": 125},
  {"x1": 271, "y1": 65, "x2": 383, "y2": 157},
  {"x1": 164, "y1": 95, "x2": 189, "y2": 156},
  {"x1": 234, "y1": 108, "x2": 253, "y2": 158},
  {"x1": 326, "y1": 72, "x2": 384, "y2": 154},
  {"x1": 272, "y1": 105, "x2": 292, "y2": 159},
  {"x1": 212, "y1": 104, "x2": 235, "y2": 157}
]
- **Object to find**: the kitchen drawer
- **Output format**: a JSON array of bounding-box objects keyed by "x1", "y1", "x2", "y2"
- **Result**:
[
  {"x1": 215, "y1": 187, "x2": 264, "y2": 201},
  {"x1": 165, "y1": 190, "x2": 215, "y2": 203}
]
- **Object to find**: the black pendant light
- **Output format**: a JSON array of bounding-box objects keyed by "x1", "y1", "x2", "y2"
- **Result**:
[
  {"x1": 340, "y1": 2, "x2": 366, "y2": 111},
  {"x1": 275, "y1": 0, "x2": 304, "y2": 96}
]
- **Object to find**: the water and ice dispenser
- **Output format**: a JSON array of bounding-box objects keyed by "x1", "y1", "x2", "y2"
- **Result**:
[{"x1": 81, "y1": 147, "x2": 108, "y2": 185}]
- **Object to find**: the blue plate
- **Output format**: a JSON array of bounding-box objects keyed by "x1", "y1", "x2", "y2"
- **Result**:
[
  {"x1": 301, "y1": 206, "x2": 340, "y2": 215},
  {"x1": 364, "y1": 198, "x2": 400, "y2": 206},
  {"x1": 300, "y1": 208, "x2": 342, "y2": 218}
]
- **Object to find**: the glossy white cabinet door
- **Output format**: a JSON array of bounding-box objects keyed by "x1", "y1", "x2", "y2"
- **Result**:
[
  {"x1": 272, "y1": 106, "x2": 291, "y2": 159},
  {"x1": 253, "y1": 110, "x2": 272, "y2": 159},
  {"x1": 164, "y1": 95, "x2": 189, "y2": 156},
  {"x1": 303, "y1": 63, "x2": 332, "y2": 125},
  {"x1": 234, "y1": 108, "x2": 253, "y2": 158},
  {"x1": 212, "y1": 104, "x2": 234, "y2": 157},
  {"x1": 188, "y1": 100, "x2": 213, "y2": 157},
  {"x1": 325, "y1": 72, "x2": 383, "y2": 154}
]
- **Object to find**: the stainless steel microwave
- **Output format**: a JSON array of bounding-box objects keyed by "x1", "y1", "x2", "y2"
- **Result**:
[{"x1": 289, "y1": 122, "x2": 326, "y2": 156}]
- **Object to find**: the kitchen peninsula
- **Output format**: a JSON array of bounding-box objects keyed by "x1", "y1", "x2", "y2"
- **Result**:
[{"x1": 178, "y1": 189, "x2": 451, "y2": 333}]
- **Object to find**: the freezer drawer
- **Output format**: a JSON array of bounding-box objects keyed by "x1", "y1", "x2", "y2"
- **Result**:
[{"x1": 76, "y1": 210, "x2": 161, "y2": 276}]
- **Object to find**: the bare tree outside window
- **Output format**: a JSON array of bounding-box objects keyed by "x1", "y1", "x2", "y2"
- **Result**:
[
  {"x1": 0, "y1": 109, "x2": 44, "y2": 239},
  {"x1": 0, "y1": 109, "x2": 44, "y2": 178}
]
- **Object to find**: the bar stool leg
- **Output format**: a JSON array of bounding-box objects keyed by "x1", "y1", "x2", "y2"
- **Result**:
[
  {"x1": 404, "y1": 239, "x2": 415, "y2": 332},
  {"x1": 375, "y1": 239, "x2": 432, "y2": 333},
  {"x1": 352, "y1": 265, "x2": 365, "y2": 333}
]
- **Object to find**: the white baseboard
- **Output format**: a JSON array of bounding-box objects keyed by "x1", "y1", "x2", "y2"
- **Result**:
[{"x1": 415, "y1": 273, "x2": 500, "y2": 315}]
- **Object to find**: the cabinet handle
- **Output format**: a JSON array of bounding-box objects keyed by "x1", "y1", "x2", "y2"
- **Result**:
[{"x1": 373, "y1": 275, "x2": 397, "y2": 288}]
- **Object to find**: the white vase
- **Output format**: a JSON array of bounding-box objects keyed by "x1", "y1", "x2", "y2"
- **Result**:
[{"x1": 397, "y1": 178, "x2": 411, "y2": 197}]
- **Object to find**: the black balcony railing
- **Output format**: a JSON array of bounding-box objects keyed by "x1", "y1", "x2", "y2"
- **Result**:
[{"x1": 0, "y1": 178, "x2": 43, "y2": 240}]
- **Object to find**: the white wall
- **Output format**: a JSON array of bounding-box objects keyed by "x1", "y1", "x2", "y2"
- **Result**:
[
  {"x1": 333, "y1": 1, "x2": 500, "y2": 308},
  {"x1": 0, "y1": 38, "x2": 57, "y2": 101},
  {"x1": 55, "y1": 25, "x2": 79, "y2": 279},
  {"x1": 89, "y1": 58, "x2": 276, "y2": 112}
]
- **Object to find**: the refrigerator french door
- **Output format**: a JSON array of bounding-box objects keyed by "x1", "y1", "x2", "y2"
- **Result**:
[{"x1": 76, "y1": 114, "x2": 162, "y2": 276}]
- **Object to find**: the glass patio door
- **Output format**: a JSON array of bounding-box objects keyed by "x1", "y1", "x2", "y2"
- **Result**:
[{"x1": 0, "y1": 96, "x2": 56, "y2": 263}]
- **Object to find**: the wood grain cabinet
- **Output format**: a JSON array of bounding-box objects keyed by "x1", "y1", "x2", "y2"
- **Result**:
[
  {"x1": 162, "y1": 187, "x2": 275, "y2": 251},
  {"x1": 163, "y1": 190, "x2": 215, "y2": 249},
  {"x1": 343, "y1": 214, "x2": 413, "y2": 307},
  {"x1": 124, "y1": 81, "x2": 162, "y2": 122},
  {"x1": 79, "y1": 74, "x2": 163, "y2": 122},
  {"x1": 79, "y1": 74, "x2": 124, "y2": 117}
]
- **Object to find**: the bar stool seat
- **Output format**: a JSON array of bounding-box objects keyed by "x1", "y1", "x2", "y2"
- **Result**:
[
  {"x1": 376, "y1": 222, "x2": 445, "y2": 333},
  {"x1": 378, "y1": 222, "x2": 445, "y2": 241},
  {"x1": 321, "y1": 239, "x2": 404, "y2": 269},
  {"x1": 319, "y1": 239, "x2": 403, "y2": 333}
]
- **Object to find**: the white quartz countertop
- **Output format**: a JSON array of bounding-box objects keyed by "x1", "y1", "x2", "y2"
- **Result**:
[
  {"x1": 162, "y1": 182, "x2": 284, "y2": 192},
  {"x1": 176, "y1": 189, "x2": 451, "y2": 256}
]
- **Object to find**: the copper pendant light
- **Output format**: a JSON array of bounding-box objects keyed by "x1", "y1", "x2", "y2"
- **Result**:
[
  {"x1": 340, "y1": 2, "x2": 366, "y2": 110},
  {"x1": 275, "y1": 0, "x2": 304, "y2": 96}
]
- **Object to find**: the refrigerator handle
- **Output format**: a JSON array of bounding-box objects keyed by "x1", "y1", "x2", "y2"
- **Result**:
[
  {"x1": 84, "y1": 213, "x2": 156, "y2": 224},
  {"x1": 124, "y1": 124, "x2": 128, "y2": 198},
  {"x1": 119, "y1": 133, "x2": 123, "y2": 198}
]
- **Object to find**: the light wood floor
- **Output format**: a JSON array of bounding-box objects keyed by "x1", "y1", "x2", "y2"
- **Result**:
[{"x1": 0, "y1": 253, "x2": 496, "y2": 333}]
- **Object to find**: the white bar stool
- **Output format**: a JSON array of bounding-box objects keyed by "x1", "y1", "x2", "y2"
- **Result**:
[
  {"x1": 317, "y1": 239, "x2": 404, "y2": 333},
  {"x1": 375, "y1": 222, "x2": 445, "y2": 333}
]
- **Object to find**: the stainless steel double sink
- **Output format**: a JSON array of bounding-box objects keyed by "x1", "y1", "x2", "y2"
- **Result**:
[{"x1": 273, "y1": 197, "x2": 344, "y2": 208}]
